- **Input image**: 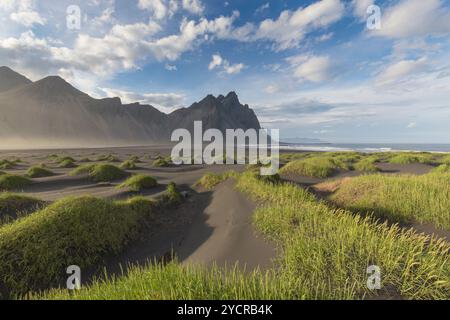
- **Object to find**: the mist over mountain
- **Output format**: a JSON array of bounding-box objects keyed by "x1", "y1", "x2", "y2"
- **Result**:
[{"x1": 0, "y1": 67, "x2": 261, "y2": 149}]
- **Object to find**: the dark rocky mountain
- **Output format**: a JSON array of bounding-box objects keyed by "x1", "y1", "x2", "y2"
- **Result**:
[{"x1": 0, "y1": 67, "x2": 261, "y2": 148}]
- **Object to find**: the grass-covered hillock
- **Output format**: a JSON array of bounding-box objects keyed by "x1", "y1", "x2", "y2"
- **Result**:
[
  {"x1": 0, "y1": 182, "x2": 183, "y2": 298},
  {"x1": 0, "y1": 174, "x2": 32, "y2": 191},
  {"x1": 118, "y1": 175, "x2": 158, "y2": 192},
  {"x1": 330, "y1": 173, "x2": 450, "y2": 230},
  {"x1": 0, "y1": 193, "x2": 45, "y2": 224}
]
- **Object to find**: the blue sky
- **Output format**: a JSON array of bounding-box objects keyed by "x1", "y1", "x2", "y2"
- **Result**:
[{"x1": 1, "y1": 0, "x2": 450, "y2": 143}]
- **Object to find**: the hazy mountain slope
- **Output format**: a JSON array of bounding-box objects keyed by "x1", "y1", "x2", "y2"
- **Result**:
[
  {"x1": 0, "y1": 66, "x2": 32, "y2": 93},
  {"x1": 0, "y1": 68, "x2": 261, "y2": 148}
]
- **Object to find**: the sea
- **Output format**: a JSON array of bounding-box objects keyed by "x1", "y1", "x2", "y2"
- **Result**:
[{"x1": 279, "y1": 143, "x2": 450, "y2": 153}]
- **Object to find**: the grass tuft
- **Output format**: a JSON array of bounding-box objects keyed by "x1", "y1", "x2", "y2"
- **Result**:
[
  {"x1": 0, "y1": 193, "x2": 45, "y2": 225},
  {"x1": 70, "y1": 164, "x2": 127, "y2": 182},
  {"x1": 279, "y1": 157, "x2": 337, "y2": 178},
  {"x1": 26, "y1": 166, "x2": 54, "y2": 178},
  {"x1": 120, "y1": 160, "x2": 137, "y2": 170},
  {"x1": 330, "y1": 173, "x2": 450, "y2": 229},
  {"x1": 0, "y1": 195, "x2": 160, "y2": 298},
  {"x1": 0, "y1": 174, "x2": 32, "y2": 191},
  {"x1": 118, "y1": 174, "x2": 158, "y2": 192},
  {"x1": 88, "y1": 164, "x2": 127, "y2": 182},
  {"x1": 152, "y1": 157, "x2": 171, "y2": 167},
  {"x1": 354, "y1": 158, "x2": 380, "y2": 173}
]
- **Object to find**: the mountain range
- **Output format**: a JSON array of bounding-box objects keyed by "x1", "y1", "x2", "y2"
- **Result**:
[{"x1": 0, "y1": 66, "x2": 261, "y2": 148}]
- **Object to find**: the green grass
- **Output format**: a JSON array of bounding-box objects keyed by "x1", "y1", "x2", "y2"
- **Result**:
[
  {"x1": 279, "y1": 157, "x2": 337, "y2": 178},
  {"x1": 118, "y1": 175, "x2": 158, "y2": 192},
  {"x1": 0, "y1": 195, "x2": 159, "y2": 298},
  {"x1": 152, "y1": 157, "x2": 171, "y2": 167},
  {"x1": 195, "y1": 173, "x2": 228, "y2": 190},
  {"x1": 59, "y1": 159, "x2": 77, "y2": 168},
  {"x1": 26, "y1": 166, "x2": 54, "y2": 178},
  {"x1": 432, "y1": 164, "x2": 450, "y2": 173},
  {"x1": 57, "y1": 156, "x2": 75, "y2": 163},
  {"x1": 129, "y1": 155, "x2": 142, "y2": 163},
  {"x1": 96, "y1": 154, "x2": 119, "y2": 162},
  {"x1": 0, "y1": 174, "x2": 32, "y2": 191},
  {"x1": 89, "y1": 164, "x2": 127, "y2": 182},
  {"x1": 389, "y1": 153, "x2": 434, "y2": 165},
  {"x1": 235, "y1": 172, "x2": 449, "y2": 299},
  {"x1": 120, "y1": 160, "x2": 137, "y2": 170},
  {"x1": 354, "y1": 158, "x2": 380, "y2": 173},
  {"x1": 0, "y1": 160, "x2": 16, "y2": 170},
  {"x1": 69, "y1": 164, "x2": 95, "y2": 176},
  {"x1": 437, "y1": 155, "x2": 450, "y2": 165},
  {"x1": 330, "y1": 173, "x2": 450, "y2": 230},
  {"x1": 38, "y1": 262, "x2": 286, "y2": 300},
  {"x1": 70, "y1": 164, "x2": 127, "y2": 182},
  {"x1": 38, "y1": 172, "x2": 449, "y2": 300},
  {"x1": 0, "y1": 193, "x2": 45, "y2": 225}
]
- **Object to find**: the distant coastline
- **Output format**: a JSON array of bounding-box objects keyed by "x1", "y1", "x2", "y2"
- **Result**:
[{"x1": 279, "y1": 142, "x2": 450, "y2": 153}]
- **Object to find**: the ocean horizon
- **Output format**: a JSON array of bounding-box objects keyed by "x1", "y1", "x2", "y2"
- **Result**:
[{"x1": 279, "y1": 143, "x2": 450, "y2": 153}]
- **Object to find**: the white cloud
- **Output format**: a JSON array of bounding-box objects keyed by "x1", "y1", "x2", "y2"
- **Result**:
[
  {"x1": 165, "y1": 64, "x2": 177, "y2": 71},
  {"x1": 351, "y1": 0, "x2": 374, "y2": 20},
  {"x1": 138, "y1": 0, "x2": 204, "y2": 19},
  {"x1": 182, "y1": 0, "x2": 204, "y2": 15},
  {"x1": 265, "y1": 85, "x2": 279, "y2": 94},
  {"x1": 255, "y1": 0, "x2": 344, "y2": 50},
  {"x1": 208, "y1": 54, "x2": 223, "y2": 70},
  {"x1": 208, "y1": 54, "x2": 245, "y2": 75},
  {"x1": 3, "y1": 0, "x2": 46, "y2": 27},
  {"x1": 255, "y1": 3, "x2": 270, "y2": 14},
  {"x1": 138, "y1": 0, "x2": 168, "y2": 20},
  {"x1": 371, "y1": 0, "x2": 450, "y2": 38},
  {"x1": 407, "y1": 122, "x2": 417, "y2": 129},
  {"x1": 376, "y1": 57, "x2": 428, "y2": 86},
  {"x1": 288, "y1": 55, "x2": 331, "y2": 82},
  {"x1": 0, "y1": 11, "x2": 241, "y2": 80}
]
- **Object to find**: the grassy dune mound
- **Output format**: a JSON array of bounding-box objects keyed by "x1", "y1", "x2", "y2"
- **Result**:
[
  {"x1": 432, "y1": 164, "x2": 450, "y2": 173},
  {"x1": 0, "y1": 174, "x2": 32, "y2": 191},
  {"x1": 0, "y1": 196, "x2": 156, "y2": 297},
  {"x1": 26, "y1": 166, "x2": 54, "y2": 178},
  {"x1": 0, "y1": 160, "x2": 17, "y2": 170},
  {"x1": 235, "y1": 172, "x2": 449, "y2": 299},
  {"x1": 96, "y1": 154, "x2": 119, "y2": 162},
  {"x1": 330, "y1": 173, "x2": 450, "y2": 229},
  {"x1": 279, "y1": 157, "x2": 337, "y2": 178},
  {"x1": 70, "y1": 164, "x2": 127, "y2": 182},
  {"x1": 389, "y1": 153, "x2": 433, "y2": 165},
  {"x1": 153, "y1": 157, "x2": 171, "y2": 167},
  {"x1": 0, "y1": 193, "x2": 45, "y2": 224},
  {"x1": 89, "y1": 164, "x2": 127, "y2": 182},
  {"x1": 118, "y1": 175, "x2": 158, "y2": 192},
  {"x1": 354, "y1": 157, "x2": 380, "y2": 173},
  {"x1": 120, "y1": 160, "x2": 137, "y2": 170},
  {"x1": 58, "y1": 159, "x2": 77, "y2": 168}
]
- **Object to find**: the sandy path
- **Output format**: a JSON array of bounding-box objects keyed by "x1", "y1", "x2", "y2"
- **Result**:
[
  {"x1": 177, "y1": 180, "x2": 276, "y2": 270},
  {"x1": 82, "y1": 179, "x2": 275, "y2": 284}
]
